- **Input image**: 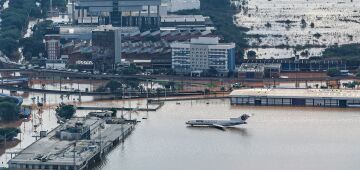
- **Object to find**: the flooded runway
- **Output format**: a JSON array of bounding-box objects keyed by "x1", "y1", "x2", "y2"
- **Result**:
[{"x1": 95, "y1": 100, "x2": 360, "y2": 170}]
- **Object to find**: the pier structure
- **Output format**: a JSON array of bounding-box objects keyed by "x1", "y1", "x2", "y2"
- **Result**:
[
  {"x1": 230, "y1": 88, "x2": 360, "y2": 108},
  {"x1": 8, "y1": 116, "x2": 135, "y2": 170}
]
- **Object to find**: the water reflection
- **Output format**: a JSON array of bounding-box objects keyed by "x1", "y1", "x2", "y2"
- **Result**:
[
  {"x1": 186, "y1": 126, "x2": 250, "y2": 136},
  {"x1": 227, "y1": 127, "x2": 249, "y2": 137}
]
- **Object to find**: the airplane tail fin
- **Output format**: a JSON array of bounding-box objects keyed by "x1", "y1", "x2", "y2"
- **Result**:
[
  {"x1": 239, "y1": 114, "x2": 251, "y2": 121},
  {"x1": 230, "y1": 114, "x2": 252, "y2": 122}
]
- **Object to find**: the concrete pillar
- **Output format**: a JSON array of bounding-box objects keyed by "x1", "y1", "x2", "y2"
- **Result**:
[
  {"x1": 138, "y1": 11, "x2": 141, "y2": 27},
  {"x1": 129, "y1": 11, "x2": 132, "y2": 26},
  {"x1": 157, "y1": 5, "x2": 160, "y2": 26},
  {"x1": 120, "y1": 13, "x2": 123, "y2": 27},
  {"x1": 81, "y1": 9, "x2": 84, "y2": 24},
  {"x1": 148, "y1": 5, "x2": 151, "y2": 25}
]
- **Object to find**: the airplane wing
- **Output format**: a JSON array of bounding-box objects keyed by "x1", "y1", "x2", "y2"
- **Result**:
[{"x1": 211, "y1": 124, "x2": 225, "y2": 129}]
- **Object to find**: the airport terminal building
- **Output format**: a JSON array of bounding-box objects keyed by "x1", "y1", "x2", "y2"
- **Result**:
[{"x1": 230, "y1": 88, "x2": 360, "y2": 108}]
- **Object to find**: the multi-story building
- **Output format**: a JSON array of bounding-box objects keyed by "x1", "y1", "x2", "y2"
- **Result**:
[
  {"x1": 92, "y1": 25, "x2": 122, "y2": 72},
  {"x1": 237, "y1": 63, "x2": 281, "y2": 79},
  {"x1": 45, "y1": 35, "x2": 61, "y2": 60},
  {"x1": 73, "y1": 0, "x2": 161, "y2": 29},
  {"x1": 171, "y1": 37, "x2": 236, "y2": 76}
]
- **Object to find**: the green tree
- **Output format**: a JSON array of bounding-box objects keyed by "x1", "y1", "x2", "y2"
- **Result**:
[
  {"x1": 247, "y1": 50, "x2": 257, "y2": 59},
  {"x1": 105, "y1": 80, "x2": 122, "y2": 92},
  {"x1": 204, "y1": 88, "x2": 211, "y2": 95},
  {"x1": 110, "y1": 108, "x2": 117, "y2": 117},
  {"x1": 123, "y1": 78, "x2": 140, "y2": 89},
  {"x1": 327, "y1": 68, "x2": 340, "y2": 77},
  {"x1": 208, "y1": 67, "x2": 218, "y2": 77},
  {"x1": 0, "y1": 102, "x2": 20, "y2": 121},
  {"x1": 0, "y1": 128, "x2": 21, "y2": 141},
  {"x1": 55, "y1": 103, "x2": 76, "y2": 119}
]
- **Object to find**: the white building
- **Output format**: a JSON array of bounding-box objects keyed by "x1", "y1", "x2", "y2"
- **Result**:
[
  {"x1": 46, "y1": 39, "x2": 61, "y2": 60},
  {"x1": 171, "y1": 37, "x2": 236, "y2": 76},
  {"x1": 45, "y1": 60, "x2": 66, "y2": 70}
]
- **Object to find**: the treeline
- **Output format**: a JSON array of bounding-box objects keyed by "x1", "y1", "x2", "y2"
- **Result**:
[
  {"x1": 0, "y1": 0, "x2": 42, "y2": 58},
  {"x1": 174, "y1": 0, "x2": 249, "y2": 59},
  {"x1": 0, "y1": 0, "x2": 66, "y2": 60},
  {"x1": 0, "y1": 128, "x2": 21, "y2": 141},
  {"x1": 0, "y1": 97, "x2": 20, "y2": 121},
  {"x1": 21, "y1": 20, "x2": 53, "y2": 61},
  {"x1": 322, "y1": 44, "x2": 360, "y2": 68}
]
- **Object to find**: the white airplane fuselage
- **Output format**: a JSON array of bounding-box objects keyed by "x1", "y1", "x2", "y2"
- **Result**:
[{"x1": 186, "y1": 114, "x2": 251, "y2": 128}]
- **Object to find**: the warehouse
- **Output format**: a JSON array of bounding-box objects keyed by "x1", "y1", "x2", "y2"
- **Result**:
[{"x1": 230, "y1": 88, "x2": 360, "y2": 108}]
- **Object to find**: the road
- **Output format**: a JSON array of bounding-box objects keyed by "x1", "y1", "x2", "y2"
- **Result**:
[{"x1": 0, "y1": 68, "x2": 357, "y2": 83}]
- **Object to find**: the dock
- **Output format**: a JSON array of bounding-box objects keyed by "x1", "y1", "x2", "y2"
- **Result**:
[
  {"x1": 8, "y1": 116, "x2": 135, "y2": 170},
  {"x1": 77, "y1": 102, "x2": 163, "y2": 112}
]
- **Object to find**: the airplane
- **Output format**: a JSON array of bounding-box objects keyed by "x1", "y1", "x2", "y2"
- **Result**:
[{"x1": 185, "y1": 114, "x2": 251, "y2": 129}]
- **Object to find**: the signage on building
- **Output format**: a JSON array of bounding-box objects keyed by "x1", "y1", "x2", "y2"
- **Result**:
[{"x1": 76, "y1": 60, "x2": 93, "y2": 65}]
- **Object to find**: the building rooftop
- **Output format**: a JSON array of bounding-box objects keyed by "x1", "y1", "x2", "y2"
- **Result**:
[
  {"x1": 59, "y1": 26, "x2": 139, "y2": 34},
  {"x1": 230, "y1": 88, "x2": 360, "y2": 100},
  {"x1": 8, "y1": 117, "x2": 131, "y2": 167},
  {"x1": 161, "y1": 15, "x2": 206, "y2": 23},
  {"x1": 237, "y1": 63, "x2": 281, "y2": 72},
  {"x1": 171, "y1": 37, "x2": 235, "y2": 47}
]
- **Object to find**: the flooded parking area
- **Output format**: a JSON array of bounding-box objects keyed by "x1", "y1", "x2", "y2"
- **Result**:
[{"x1": 234, "y1": 0, "x2": 360, "y2": 59}]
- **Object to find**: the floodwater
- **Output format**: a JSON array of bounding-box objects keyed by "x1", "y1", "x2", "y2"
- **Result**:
[
  {"x1": 96, "y1": 100, "x2": 360, "y2": 170},
  {"x1": 234, "y1": 0, "x2": 360, "y2": 59},
  {"x1": 2, "y1": 91, "x2": 360, "y2": 169}
]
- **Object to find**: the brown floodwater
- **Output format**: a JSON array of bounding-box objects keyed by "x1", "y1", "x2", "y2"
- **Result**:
[
  {"x1": 1, "y1": 91, "x2": 360, "y2": 169},
  {"x1": 95, "y1": 100, "x2": 360, "y2": 170}
]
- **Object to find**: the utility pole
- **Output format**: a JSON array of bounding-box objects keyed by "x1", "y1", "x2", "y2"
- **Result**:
[
  {"x1": 71, "y1": 0, "x2": 76, "y2": 25},
  {"x1": 128, "y1": 88, "x2": 132, "y2": 120},
  {"x1": 49, "y1": 0, "x2": 53, "y2": 16},
  {"x1": 146, "y1": 80, "x2": 149, "y2": 118},
  {"x1": 73, "y1": 141, "x2": 77, "y2": 170}
]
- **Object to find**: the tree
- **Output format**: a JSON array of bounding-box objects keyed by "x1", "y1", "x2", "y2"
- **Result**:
[
  {"x1": 0, "y1": 102, "x2": 20, "y2": 121},
  {"x1": 55, "y1": 103, "x2": 76, "y2": 119},
  {"x1": 105, "y1": 80, "x2": 122, "y2": 92},
  {"x1": 0, "y1": 128, "x2": 21, "y2": 141},
  {"x1": 310, "y1": 22, "x2": 315, "y2": 28},
  {"x1": 208, "y1": 67, "x2": 218, "y2": 77},
  {"x1": 265, "y1": 22, "x2": 272, "y2": 28},
  {"x1": 327, "y1": 68, "x2": 340, "y2": 77},
  {"x1": 120, "y1": 64, "x2": 142, "y2": 75},
  {"x1": 20, "y1": 37, "x2": 45, "y2": 60},
  {"x1": 123, "y1": 78, "x2": 140, "y2": 89},
  {"x1": 322, "y1": 44, "x2": 360, "y2": 67},
  {"x1": 204, "y1": 88, "x2": 210, "y2": 95},
  {"x1": 247, "y1": 50, "x2": 257, "y2": 59},
  {"x1": 313, "y1": 33, "x2": 322, "y2": 39},
  {"x1": 110, "y1": 108, "x2": 117, "y2": 117},
  {"x1": 300, "y1": 18, "x2": 307, "y2": 28}
]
